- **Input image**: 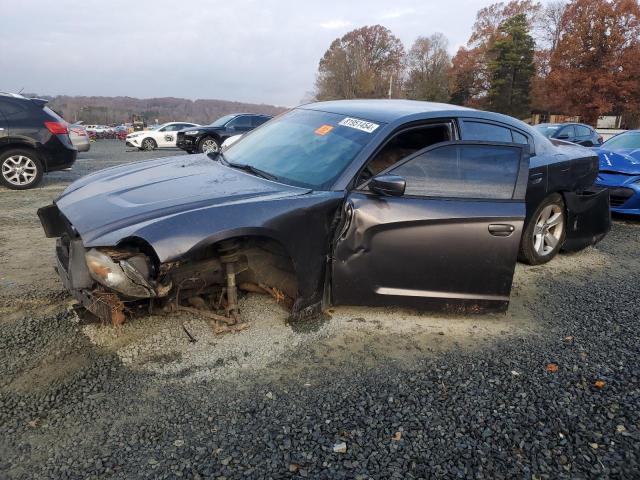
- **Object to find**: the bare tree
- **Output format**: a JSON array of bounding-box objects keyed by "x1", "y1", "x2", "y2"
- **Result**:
[
  {"x1": 537, "y1": 0, "x2": 567, "y2": 50},
  {"x1": 404, "y1": 33, "x2": 451, "y2": 102}
]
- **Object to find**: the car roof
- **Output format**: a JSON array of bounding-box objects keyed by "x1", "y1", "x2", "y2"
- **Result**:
[
  {"x1": 0, "y1": 92, "x2": 27, "y2": 99},
  {"x1": 538, "y1": 122, "x2": 592, "y2": 127},
  {"x1": 300, "y1": 99, "x2": 473, "y2": 123}
]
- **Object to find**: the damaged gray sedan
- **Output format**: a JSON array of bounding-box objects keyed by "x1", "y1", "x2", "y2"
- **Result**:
[{"x1": 38, "y1": 100, "x2": 611, "y2": 326}]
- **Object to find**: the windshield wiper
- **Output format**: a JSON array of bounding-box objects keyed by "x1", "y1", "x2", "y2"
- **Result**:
[{"x1": 227, "y1": 162, "x2": 277, "y2": 181}]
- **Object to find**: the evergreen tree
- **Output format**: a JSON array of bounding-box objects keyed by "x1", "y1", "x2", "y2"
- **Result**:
[{"x1": 486, "y1": 14, "x2": 535, "y2": 118}]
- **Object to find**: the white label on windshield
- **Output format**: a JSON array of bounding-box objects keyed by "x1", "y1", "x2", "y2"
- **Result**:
[{"x1": 339, "y1": 117, "x2": 379, "y2": 133}]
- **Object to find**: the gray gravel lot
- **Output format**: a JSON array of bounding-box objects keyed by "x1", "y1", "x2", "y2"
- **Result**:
[{"x1": 0, "y1": 140, "x2": 639, "y2": 479}]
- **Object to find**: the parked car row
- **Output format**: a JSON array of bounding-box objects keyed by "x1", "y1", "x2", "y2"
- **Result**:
[{"x1": 124, "y1": 113, "x2": 272, "y2": 153}]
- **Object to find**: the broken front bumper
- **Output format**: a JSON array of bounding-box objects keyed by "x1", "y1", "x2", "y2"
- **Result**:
[{"x1": 54, "y1": 237, "x2": 127, "y2": 324}]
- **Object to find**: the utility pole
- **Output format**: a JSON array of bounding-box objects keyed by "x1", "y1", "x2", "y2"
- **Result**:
[{"x1": 388, "y1": 75, "x2": 394, "y2": 99}]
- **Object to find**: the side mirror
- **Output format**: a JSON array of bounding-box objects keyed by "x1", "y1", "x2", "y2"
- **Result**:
[
  {"x1": 556, "y1": 133, "x2": 569, "y2": 140},
  {"x1": 369, "y1": 174, "x2": 406, "y2": 197}
]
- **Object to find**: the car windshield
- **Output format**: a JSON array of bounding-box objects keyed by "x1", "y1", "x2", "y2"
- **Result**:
[
  {"x1": 209, "y1": 115, "x2": 236, "y2": 127},
  {"x1": 602, "y1": 133, "x2": 640, "y2": 150},
  {"x1": 221, "y1": 109, "x2": 379, "y2": 189},
  {"x1": 534, "y1": 125, "x2": 560, "y2": 137}
]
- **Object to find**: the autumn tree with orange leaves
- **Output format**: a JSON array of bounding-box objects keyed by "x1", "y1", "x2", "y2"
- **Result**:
[{"x1": 545, "y1": 0, "x2": 640, "y2": 124}]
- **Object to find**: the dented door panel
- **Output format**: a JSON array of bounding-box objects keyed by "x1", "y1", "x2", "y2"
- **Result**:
[
  {"x1": 332, "y1": 194, "x2": 525, "y2": 308},
  {"x1": 332, "y1": 142, "x2": 530, "y2": 310}
]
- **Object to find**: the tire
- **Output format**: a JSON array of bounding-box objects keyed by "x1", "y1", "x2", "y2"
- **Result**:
[
  {"x1": 0, "y1": 149, "x2": 44, "y2": 190},
  {"x1": 141, "y1": 138, "x2": 157, "y2": 151},
  {"x1": 198, "y1": 137, "x2": 219, "y2": 154},
  {"x1": 519, "y1": 193, "x2": 566, "y2": 265}
]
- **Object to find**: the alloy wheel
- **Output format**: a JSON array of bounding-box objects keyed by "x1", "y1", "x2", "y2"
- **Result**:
[
  {"x1": 142, "y1": 139, "x2": 155, "y2": 150},
  {"x1": 202, "y1": 139, "x2": 219, "y2": 154},
  {"x1": 1, "y1": 155, "x2": 38, "y2": 186},
  {"x1": 532, "y1": 204, "x2": 564, "y2": 256}
]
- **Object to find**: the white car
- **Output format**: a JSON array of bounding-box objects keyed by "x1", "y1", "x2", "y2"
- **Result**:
[
  {"x1": 85, "y1": 125, "x2": 111, "y2": 134},
  {"x1": 126, "y1": 122, "x2": 200, "y2": 151},
  {"x1": 221, "y1": 134, "x2": 243, "y2": 150}
]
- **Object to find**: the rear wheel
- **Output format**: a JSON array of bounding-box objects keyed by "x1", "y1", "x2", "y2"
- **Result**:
[
  {"x1": 0, "y1": 149, "x2": 44, "y2": 190},
  {"x1": 141, "y1": 138, "x2": 157, "y2": 151},
  {"x1": 519, "y1": 193, "x2": 566, "y2": 265},
  {"x1": 199, "y1": 137, "x2": 219, "y2": 154}
]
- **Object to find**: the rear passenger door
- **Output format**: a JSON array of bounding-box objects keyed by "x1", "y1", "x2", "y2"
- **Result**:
[
  {"x1": 332, "y1": 142, "x2": 529, "y2": 310},
  {"x1": 459, "y1": 118, "x2": 546, "y2": 222}
]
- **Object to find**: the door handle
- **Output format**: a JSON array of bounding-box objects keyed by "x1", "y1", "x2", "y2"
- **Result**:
[{"x1": 488, "y1": 224, "x2": 515, "y2": 237}]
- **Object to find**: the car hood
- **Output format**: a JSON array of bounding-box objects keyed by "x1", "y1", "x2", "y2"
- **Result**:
[
  {"x1": 593, "y1": 147, "x2": 640, "y2": 175},
  {"x1": 55, "y1": 154, "x2": 310, "y2": 244}
]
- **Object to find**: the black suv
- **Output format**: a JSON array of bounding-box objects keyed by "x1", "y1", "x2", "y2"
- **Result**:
[
  {"x1": 534, "y1": 122, "x2": 603, "y2": 147},
  {"x1": 176, "y1": 113, "x2": 271, "y2": 154},
  {"x1": 0, "y1": 93, "x2": 76, "y2": 190}
]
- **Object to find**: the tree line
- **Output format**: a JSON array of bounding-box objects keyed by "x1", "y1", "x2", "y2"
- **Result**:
[{"x1": 314, "y1": 0, "x2": 640, "y2": 125}]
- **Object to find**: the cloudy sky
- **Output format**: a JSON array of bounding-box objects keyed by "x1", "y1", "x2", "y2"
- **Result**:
[{"x1": 2, "y1": 0, "x2": 532, "y2": 106}]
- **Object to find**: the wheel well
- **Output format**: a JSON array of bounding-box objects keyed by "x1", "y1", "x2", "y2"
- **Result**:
[
  {"x1": 117, "y1": 236, "x2": 161, "y2": 271},
  {"x1": 0, "y1": 143, "x2": 45, "y2": 170},
  {"x1": 197, "y1": 235, "x2": 298, "y2": 299},
  {"x1": 199, "y1": 134, "x2": 220, "y2": 144},
  {"x1": 0, "y1": 143, "x2": 37, "y2": 158}
]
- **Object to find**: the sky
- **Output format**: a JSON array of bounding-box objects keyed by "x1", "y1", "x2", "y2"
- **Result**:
[{"x1": 1, "y1": 0, "x2": 538, "y2": 107}]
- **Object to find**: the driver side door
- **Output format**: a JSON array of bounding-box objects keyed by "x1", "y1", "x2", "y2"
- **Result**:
[{"x1": 331, "y1": 141, "x2": 529, "y2": 311}]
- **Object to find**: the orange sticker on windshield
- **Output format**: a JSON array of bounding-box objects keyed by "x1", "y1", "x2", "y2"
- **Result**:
[{"x1": 315, "y1": 124, "x2": 334, "y2": 136}]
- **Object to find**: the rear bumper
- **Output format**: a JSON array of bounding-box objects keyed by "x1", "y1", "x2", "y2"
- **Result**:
[
  {"x1": 71, "y1": 137, "x2": 91, "y2": 152},
  {"x1": 562, "y1": 188, "x2": 612, "y2": 252},
  {"x1": 39, "y1": 136, "x2": 77, "y2": 172}
]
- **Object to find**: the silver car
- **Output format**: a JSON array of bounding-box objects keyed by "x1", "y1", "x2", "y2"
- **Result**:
[{"x1": 69, "y1": 124, "x2": 90, "y2": 152}]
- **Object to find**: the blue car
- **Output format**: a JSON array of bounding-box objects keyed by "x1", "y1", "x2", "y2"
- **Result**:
[{"x1": 594, "y1": 130, "x2": 640, "y2": 215}]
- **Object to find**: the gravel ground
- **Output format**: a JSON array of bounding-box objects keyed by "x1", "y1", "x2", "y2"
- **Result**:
[{"x1": 0, "y1": 140, "x2": 639, "y2": 479}]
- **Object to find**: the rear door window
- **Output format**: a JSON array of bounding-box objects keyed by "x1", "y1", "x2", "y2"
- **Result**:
[
  {"x1": 229, "y1": 116, "x2": 252, "y2": 128},
  {"x1": 462, "y1": 121, "x2": 512, "y2": 143},
  {"x1": 252, "y1": 116, "x2": 269, "y2": 127},
  {"x1": 576, "y1": 125, "x2": 591, "y2": 136},
  {"x1": 389, "y1": 144, "x2": 523, "y2": 200},
  {"x1": 559, "y1": 125, "x2": 576, "y2": 138}
]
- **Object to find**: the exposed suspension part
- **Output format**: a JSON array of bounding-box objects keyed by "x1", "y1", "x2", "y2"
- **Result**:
[{"x1": 218, "y1": 239, "x2": 242, "y2": 324}]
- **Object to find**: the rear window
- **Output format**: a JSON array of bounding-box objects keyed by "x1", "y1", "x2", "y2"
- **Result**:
[{"x1": 43, "y1": 106, "x2": 65, "y2": 123}]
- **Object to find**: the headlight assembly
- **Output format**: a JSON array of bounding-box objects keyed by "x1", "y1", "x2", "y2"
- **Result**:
[{"x1": 85, "y1": 248, "x2": 155, "y2": 298}]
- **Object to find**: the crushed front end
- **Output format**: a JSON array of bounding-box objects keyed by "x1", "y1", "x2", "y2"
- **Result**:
[{"x1": 37, "y1": 203, "x2": 296, "y2": 328}]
